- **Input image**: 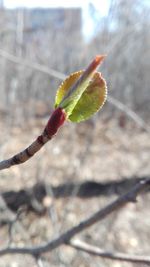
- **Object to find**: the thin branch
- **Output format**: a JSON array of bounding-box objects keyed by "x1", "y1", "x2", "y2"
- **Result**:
[
  {"x1": 0, "y1": 107, "x2": 66, "y2": 171},
  {"x1": 0, "y1": 48, "x2": 149, "y2": 132},
  {"x1": 0, "y1": 48, "x2": 66, "y2": 80},
  {"x1": 69, "y1": 239, "x2": 150, "y2": 265},
  {"x1": 108, "y1": 96, "x2": 150, "y2": 132},
  {"x1": 0, "y1": 130, "x2": 50, "y2": 170},
  {"x1": 0, "y1": 179, "x2": 149, "y2": 257}
]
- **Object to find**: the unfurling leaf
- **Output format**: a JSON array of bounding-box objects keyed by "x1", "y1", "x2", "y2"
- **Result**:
[
  {"x1": 69, "y1": 72, "x2": 107, "y2": 122},
  {"x1": 55, "y1": 55, "x2": 107, "y2": 122}
]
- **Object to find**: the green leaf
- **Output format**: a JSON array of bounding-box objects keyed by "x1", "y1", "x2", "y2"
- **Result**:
[
  {"x1": 69, "y1": 72, "x2": 107, "y2": 122},
  {"x1": 55, "y1": 71, "x2": 83, "y2": 110},
  {"x1": 54, "y1": 55, "x2": 107, "y2": 122}
]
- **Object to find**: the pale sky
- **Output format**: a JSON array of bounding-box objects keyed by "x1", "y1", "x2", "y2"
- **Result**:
[
  {"x1": 4, "y1": 0, "x2": 109, "y2": 15},
  {"x1": 4, "y1": 0, "x2": 110, "y2": 39},
  {"x1": 4, "y1": 0, "x2": 87, "y2": 8}
]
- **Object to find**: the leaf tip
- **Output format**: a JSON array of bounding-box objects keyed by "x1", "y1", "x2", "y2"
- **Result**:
[
  {"x1": 86, "y1": 55, "x2": 106, "y2": 76},
  {"x1": 95, "y1": 54, "x2": 106, "y2": 65}
]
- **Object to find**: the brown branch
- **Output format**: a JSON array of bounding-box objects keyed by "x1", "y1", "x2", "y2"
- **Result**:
[
  {"x1": 0, "y1": 130, "x2": 50, "y2": 171},
  {"x1": 0, "y1": 107, "x2": 66, "y2": 171},
  {"x1": 0, "y1": 179, "x2": 149, "y2": 258},
  {"x1": 69, "y1": 239, "x2": 150, "y2": 265}
]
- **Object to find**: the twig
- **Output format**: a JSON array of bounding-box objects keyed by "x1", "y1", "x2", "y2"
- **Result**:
[
  {"x1": 108, "y1": 96, "x2": 150, "y2": 132},
  {"x1": 0, "y1": 108, "x2": 66, "y2": 171},
  {"x1": 0, "y1": 48, "x2": 66, "y2": 80},
  {"x1": 0, "y1": 179, "x2": 149, "y2": 257},
  {"x1": 0, "y1": 130, "x2": 49, "y2": 170},
  {"x1": 7, "y1": 208, "x2": 26, "y2": 246},
  {"x1": 0, "y1": 48, "x2": 149, "y2": 132},
  {"x1": 69, "y1": 239, "x2": 150, "y2": 265}
]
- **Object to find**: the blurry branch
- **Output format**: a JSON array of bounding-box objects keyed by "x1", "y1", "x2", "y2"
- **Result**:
[
  {"x1": 0, "y1": 179, "x2": 149, "y2": 263},
  {"x1": 70, "y1": 239, "x2": 150, "y2": 265},
  {"x1": 0, "y1": 195, "x2": 27, "y2": 246},
  {"x1": 36, "y1": 257, "x2": 46, "y2": 267},
  {"x1": 108, "y1": 96, "x2": 150, "y2": 132},
  {"x1": 16, "y1": 9, "x2": 24, "y2": 57},
  {"x1": 0, "y1": 48, "x2": 66, "y2": 80},
  {"x1": 0, "y1": 48, "x2": 149, "y2": 132}
]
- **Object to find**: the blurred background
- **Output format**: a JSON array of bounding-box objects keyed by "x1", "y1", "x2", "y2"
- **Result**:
[
  {"x1": 0, "y1": 0, "x2": 150, "y2": 266},
  {"x1": 0, "y1": 0, "x2": 150, "y2": 123}
]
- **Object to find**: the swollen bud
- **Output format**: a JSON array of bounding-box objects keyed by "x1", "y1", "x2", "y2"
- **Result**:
[{"x1": 44, "y1": 108, "x2": 66, "y2": 137}]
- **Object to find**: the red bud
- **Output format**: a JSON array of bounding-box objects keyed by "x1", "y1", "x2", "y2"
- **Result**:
[{"x1": 44, "y1": 108, "x2": 66, "y2": 137}]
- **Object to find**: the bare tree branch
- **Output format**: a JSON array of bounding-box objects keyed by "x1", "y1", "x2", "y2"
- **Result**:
[
  {"x1": 0, "y1": 48, "x2": 66, "y2": 80},
  {"x1": 0, "y1": 107, "x2": 66, "y2": 171},
  {"x1": 69, "y1": 239, "x2": 150, "y2": 265},
  {"x1": 108, "y1": 96, "x2": 150, "y2": 132},
  {"x1": 0, "y1": 179, "x2": 149, "y2": 258},
  {"x1": 0, "y1": 130, "x2": 51, "y2": 170}
]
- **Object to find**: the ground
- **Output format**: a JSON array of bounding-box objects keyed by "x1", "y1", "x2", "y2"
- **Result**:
[{"x1": 0, "y1": 116, "x2": 149, "y2": 267}]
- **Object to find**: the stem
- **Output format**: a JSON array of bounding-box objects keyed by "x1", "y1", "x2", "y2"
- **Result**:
[{"x1": 0, "y1": 108, "x2": 66, "y2": 171}]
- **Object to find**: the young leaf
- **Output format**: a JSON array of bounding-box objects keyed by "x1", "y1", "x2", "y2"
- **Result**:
[
  {"x1": 55, "y1": 55, "x2": 107, "y2": 122},
  {"x1": 55, "y1": 70, "x2": 82, "y2": 111},
  {"x1": 69, "y1": 72, "x2": 107, "y2": 122}
]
